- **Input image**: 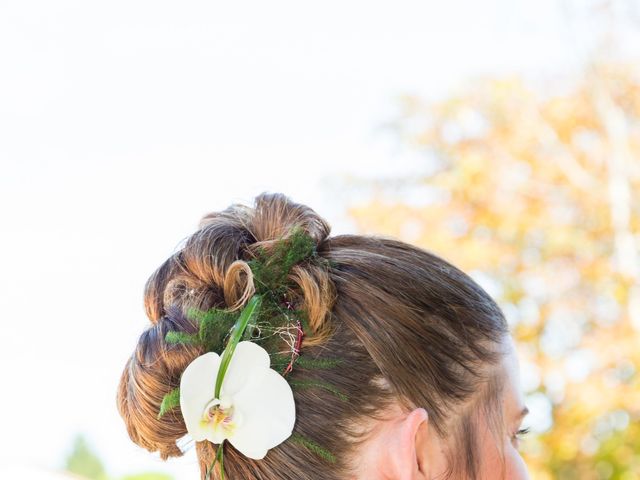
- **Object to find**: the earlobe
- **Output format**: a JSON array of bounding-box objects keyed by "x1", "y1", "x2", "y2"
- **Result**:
[{"x1": 380, "y1": 407, "x2": 430, "y2": 480}]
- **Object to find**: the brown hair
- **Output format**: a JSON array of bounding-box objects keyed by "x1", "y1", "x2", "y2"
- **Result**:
[{"x1": 117, "y1": 191, "x2": 510, "y2": 479}]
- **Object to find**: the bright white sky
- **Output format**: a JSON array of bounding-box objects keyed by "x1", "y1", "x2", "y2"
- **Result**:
[{"x1": 0, "y1": 0, "x2": 634, "y2": 479}]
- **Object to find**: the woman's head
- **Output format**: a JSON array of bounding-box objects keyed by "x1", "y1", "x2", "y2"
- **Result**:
[
  {"x1": 354, "y1": 334, "x2": 530, "y2": 480},
  {"x1": 117, "y1": 192, "x2": 530, "y2": 479}
]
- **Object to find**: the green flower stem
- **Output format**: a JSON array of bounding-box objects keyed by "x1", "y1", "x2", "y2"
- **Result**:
[
  {"x1": 204, "y1": 442, "x2": 225, "y2": 480},
  {"x1": 214, "y1": 294, "x2": 263, "y2": 399},
  {"x1": 219, "y1": 442, "x2": 225, "y2": 480}
]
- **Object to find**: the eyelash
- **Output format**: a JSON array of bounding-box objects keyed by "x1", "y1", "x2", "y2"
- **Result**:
[{"x1": 513, "y1": 427, "x2": 530, "y2": 445}]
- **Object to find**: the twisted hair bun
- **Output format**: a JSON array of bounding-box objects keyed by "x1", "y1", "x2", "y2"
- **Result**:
[
  {"x1": 118, "y1": 192, "x2": 337, "y2": 460},
  {"x1": 118, "y1": 191, "x2": 511, "y2": 480}
]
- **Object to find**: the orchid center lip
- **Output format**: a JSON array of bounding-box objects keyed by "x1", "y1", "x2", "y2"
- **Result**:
[{"x1": 201, "y1": 396, "x2": 243, "y2": 432}]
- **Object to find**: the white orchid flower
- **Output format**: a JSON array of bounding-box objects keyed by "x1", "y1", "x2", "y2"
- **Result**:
[{"x1": 179, "y1": 340, "x2": 296, "y2": 460}]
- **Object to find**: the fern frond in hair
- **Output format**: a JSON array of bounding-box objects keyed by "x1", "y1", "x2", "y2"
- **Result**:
[
  {"x1": 248, "y1": 225, "x2": 316, "y2": 294},
  {"x1": 157, "y1": 387, "x2": 181, "y2": 419},
  {"x1": 289, "y1": 379, "x2": 349, "y2": 402},
  {"x1": 289, "y1": 433, "x2": 337, "y2": 464}
]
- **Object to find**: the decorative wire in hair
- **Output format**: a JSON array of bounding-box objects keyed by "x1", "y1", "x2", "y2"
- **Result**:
[{"x1": 157, "y1": 225, "x2": 347, "y2": 479}]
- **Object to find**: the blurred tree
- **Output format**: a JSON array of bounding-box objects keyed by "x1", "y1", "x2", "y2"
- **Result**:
[
  {"x1": 120, "y1": 474, "x2": 174, "y2": 480},
  {"x1": 346, "y1": 62, "x2": 640, "y2": 479},
  {"x1": 63, "y1": 434, "x2": 175, "y2": 480},
  {"x1": 65, "y1": 435, "x2": 108, "y2": 480}
]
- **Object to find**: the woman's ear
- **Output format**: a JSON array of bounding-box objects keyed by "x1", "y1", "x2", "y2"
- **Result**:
[{"x1": 377, "y1": 407, "x2": 431, "y2": 480}]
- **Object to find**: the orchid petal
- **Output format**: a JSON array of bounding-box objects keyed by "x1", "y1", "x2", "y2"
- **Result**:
[
  {"x1": 228, "y1": 366, "x2": 296, "y2": 459},
  {"x1": 179, "y1": 352, "x2": 221, "y2": 442},
  {"x1": 220, "y1": 341, "x2": 270, "y2": 397}
]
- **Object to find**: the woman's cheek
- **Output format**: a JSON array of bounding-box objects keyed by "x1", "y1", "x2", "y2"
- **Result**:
[
  {"x1": 503, "y1": 444, "x2": 531, "y2": 480},
  {"x1": 480, "y1": 437, "x2": 532, "y2": 480}
]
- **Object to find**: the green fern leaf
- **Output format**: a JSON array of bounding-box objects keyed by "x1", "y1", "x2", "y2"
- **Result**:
[
  {"x1": 157, "y1": 387, "x2": 180, "y2": 419},
  {"x1": 289, "y1": 379, "x2": 349, "y2": 402},
  {"x1": 289, "y1": 432, "x2": 336, "y2": 463}
]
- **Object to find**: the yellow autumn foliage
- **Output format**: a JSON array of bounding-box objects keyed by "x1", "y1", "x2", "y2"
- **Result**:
[{"x1": 348, "y1": 62, "x2": 640, "y2": 479}]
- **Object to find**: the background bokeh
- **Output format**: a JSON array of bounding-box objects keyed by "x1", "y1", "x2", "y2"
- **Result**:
[{"x1": 1, "y1": 1, "x2": 638, "y2": 479}]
